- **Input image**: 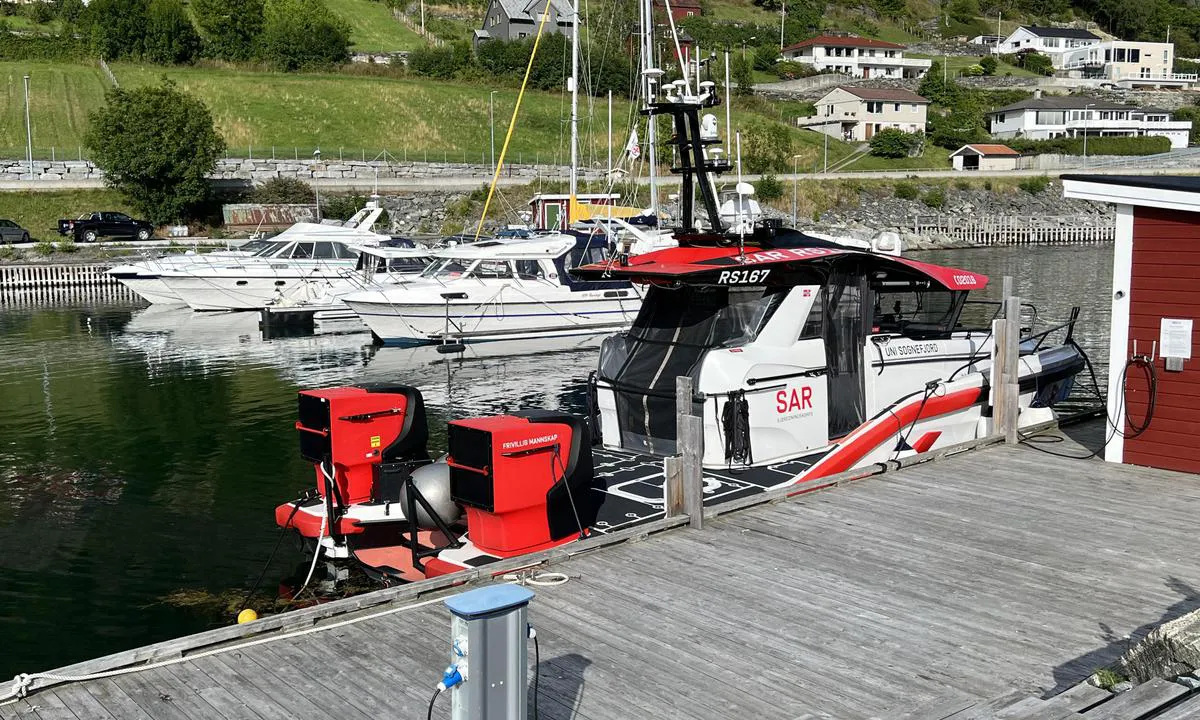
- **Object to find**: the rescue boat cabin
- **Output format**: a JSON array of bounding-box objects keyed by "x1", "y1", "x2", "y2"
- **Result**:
[{"x1": 573, "y1": 237, "x2": 997, "y2": 467}]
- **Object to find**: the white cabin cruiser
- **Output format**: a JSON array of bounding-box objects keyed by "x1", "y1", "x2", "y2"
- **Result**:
[
  {"x1": 261, "y1": 244, "x2": 437, "y2": 327},
  {"x1": 340, "y1": 235, "x2": 642, "y2": 345},
  {"x1": 107, "y1": 239, "x2": 277, "y2": 305},
  {"x1": 159, "y1": 237, "x2": 376, "y2": 311}
]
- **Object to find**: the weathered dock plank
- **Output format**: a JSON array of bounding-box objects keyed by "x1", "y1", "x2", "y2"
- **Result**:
[
  {"x1": 9, "y1": 430, "x2": 1200, "y2": 720},
  {"x1": 1081, "y1": 679, "x2": 1188, "y2": 720},
  {"x1": 1154, "y1": 695, "x2": 1200, "y2": 720}
]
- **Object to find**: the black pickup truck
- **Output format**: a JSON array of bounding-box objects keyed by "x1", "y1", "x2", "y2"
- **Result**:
[{"x1": 58, "y1": 212, "x2": 154, "y2": 242}]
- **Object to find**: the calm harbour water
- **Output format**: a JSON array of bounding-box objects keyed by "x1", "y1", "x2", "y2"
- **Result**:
[{"x1": 0, "y1": 245, "x2": 1113, "y2": 677}]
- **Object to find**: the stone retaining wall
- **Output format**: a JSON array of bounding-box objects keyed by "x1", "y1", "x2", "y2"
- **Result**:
[{"x1": 0, "y1": 158, "x2": 583, "y2": 183}]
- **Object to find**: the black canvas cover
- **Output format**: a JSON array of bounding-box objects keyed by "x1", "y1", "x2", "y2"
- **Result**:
[{"x1": 599, "y1": 284, "x2": 784, "y2": 455}]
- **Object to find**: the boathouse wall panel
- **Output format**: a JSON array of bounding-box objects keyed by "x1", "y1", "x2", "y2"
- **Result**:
[{"x1": 1124, "y1": 205, "x2": 1200, "y2": 474}]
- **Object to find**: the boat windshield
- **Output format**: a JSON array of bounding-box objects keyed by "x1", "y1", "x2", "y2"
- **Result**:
[
  {"x1": 419, "y1": 258, "x2": 518, "y2": 279},
  {"x1": 420, "y1": 258, "x2": 471, "y2": 278},
  {"x1": 598, "y1": 284, "x2": 786, "y2": 455},
  {"x1": 238, "y1": 239, "x2": 273, "y2": 254},
  {"x1": 252, "y1": 241, "x2": 291, "y2": 257}
]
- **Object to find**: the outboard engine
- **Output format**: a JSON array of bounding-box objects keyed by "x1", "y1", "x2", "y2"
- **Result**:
[
  {"x1": 279, "y1": 383, "x2": 430, "y2": 537},
  {"x1": 446, "y1": 410, "x2": 601, "y2": 557}
]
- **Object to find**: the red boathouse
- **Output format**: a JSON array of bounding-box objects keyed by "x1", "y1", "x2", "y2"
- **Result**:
[{"x1": 1063, "y1": 175, "x2": 1200, "y2": 474}]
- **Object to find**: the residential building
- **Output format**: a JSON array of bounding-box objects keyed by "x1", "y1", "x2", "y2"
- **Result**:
[
  {"x1": 969, "y1": 35, "x2": 1005, "y2": 46},
  {"x1": 779, "y1": 33, "x2": 931, "y2": 79},
  {"x1": 474, "y1": 0, "x2": 574, "y2": 46},
  {"x1": 950, "y1": 144, "x2": 1021, "y2": 171},
  {"x1": 798, "y1": 87, "x2": 929, "y2": 142},
  {"x1": 995, "y1": 26, "x2": 1102, "y2": 65},
  {"x1": 652, "y1": 0, "x2": 701, "y2": 23},
  {"x1": 987, "y1": 93, "x2": 1191, "y2": 149},
  {"x1": 1062, "y1": 40, "x2": 1194, "y2": 88},
  {"x1": 994, "y1": 26, "x2": 1192, "y2": 87}
]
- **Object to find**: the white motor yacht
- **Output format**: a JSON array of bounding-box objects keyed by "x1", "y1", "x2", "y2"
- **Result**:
[
  {"x1": 340, "y1": 235, "x2": 642, "y2": 344},
  {"x1": 107, "y1": 239, "x2": 276, "y2": 305}
]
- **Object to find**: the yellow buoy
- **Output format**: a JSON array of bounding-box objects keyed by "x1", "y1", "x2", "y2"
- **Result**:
[{"x1": 237, "y1": 609, "x2": 258, "y2": 624}]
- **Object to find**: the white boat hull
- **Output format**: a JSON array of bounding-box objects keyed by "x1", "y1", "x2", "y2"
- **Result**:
[
  {"x1": 163, "y1": 273, "x2": 357, "y2": 311},
  {"x1": 114, "y1": 275, "x2": 185, "y2": 305},
  {"x1": 344, "y1": 295, "x2": 640, "y2": 344}
]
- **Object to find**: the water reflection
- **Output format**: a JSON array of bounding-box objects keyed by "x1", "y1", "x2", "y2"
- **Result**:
[{"x1": 0, "y1": 244, "x2": 1114, "y2": 677}]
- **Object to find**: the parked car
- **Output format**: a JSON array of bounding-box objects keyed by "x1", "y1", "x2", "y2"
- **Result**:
[
  {"x1": 57, "y1": 212, "x2": 154, "y2": 242},
  {"x1": 0, "y1": 218, "x2": 31, "y2": 244}
]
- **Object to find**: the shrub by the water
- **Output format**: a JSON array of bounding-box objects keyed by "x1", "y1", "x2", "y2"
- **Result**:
[
  {"x1": 922, "y1": 187, "x2": 946, "y2": 209},
  {"x1": 893, "y1": 181, "x2": 919, "y2": 200},
  {"x1": 755, "y1": 175, "x2": 785, "y2": 202},
  {"x1": 1018, "y1": 175, "x2": 1051, "y2": 195}
]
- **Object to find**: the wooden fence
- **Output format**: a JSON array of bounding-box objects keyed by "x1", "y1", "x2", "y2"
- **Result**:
[
  {"x1": 911, "y1": 214, "x2": 1114, "y2": 246},
  {"x1": 0, "y1": 264, "x2": 136, "y2": 303}
]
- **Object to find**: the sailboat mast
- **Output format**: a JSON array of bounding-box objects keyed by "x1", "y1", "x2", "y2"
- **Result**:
[
  {"x1": 568, "y1": 0, "x2": 580, "y2": 204},
  {"x1": 643, "y1": 0, "x2": 658, "y2": 215}
]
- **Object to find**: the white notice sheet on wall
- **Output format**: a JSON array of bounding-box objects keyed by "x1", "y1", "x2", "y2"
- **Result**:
[{"x1": 1160, "y1": 318, "x2": 1194, "y2": 359}]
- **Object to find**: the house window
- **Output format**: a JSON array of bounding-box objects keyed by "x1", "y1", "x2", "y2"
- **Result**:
[
  {"x1": 996, "y1": 113, "x2": 1005, "y2": 123},
  {"x1": 518, "y1": 32, "x2": 528, "y2": 38},
  {"x1": 1129, "y1": 49, "x2": 1140, "y2": 62},
  {"x1": 686, "y1": 10, "x2": 693, "y2": 16},
  {"x1": 866, "y1": 101, "x2": 883, "y2": 113},
  {"x1": 1105, "y1": 49, "x2": 1111, "y2": 62},
  {"x1": 1114, "y1": 48, "x2": 1127, "y2": 62},
  {"x1": 1035, "y1": 111, "x2": 1066, "y2": 124},
  {"x1": 1044, "y1": 37, "x2": 1060, "y2": 48},
  {"x1": 911, "y1": 103, "x2": 918, "y2": 113},
  {"x1": 825, "y1": 104, "x2": 833, "y2": 116},
  {"x1": 1141, "y1": 67, "x2": 1151, "y2": 78},
  {"x1": 1164, "y1": 50, "x2": 1169, "y2": 63},
  {"x1": 893, "y1": 103, "x2": 900, "y2": 112}
]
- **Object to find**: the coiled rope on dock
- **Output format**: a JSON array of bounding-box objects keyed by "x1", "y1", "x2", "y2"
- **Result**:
[{"x1": 1, "y1": 570, "x2": 570, "y2": 705}]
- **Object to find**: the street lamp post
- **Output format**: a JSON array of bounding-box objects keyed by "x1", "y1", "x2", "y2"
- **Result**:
[
  {"x1": 489, "y1": 90, "x2": 498, "y2": 172},
  {"x1": 1082, "y1": 103, "x2": 1094, "y2": 165},
  {"x1": 313, "y1": 148, "x2": 321, "y2": 221},
  {"x1": 791, "y1": 153, "x2": 802, "y2": 226},
  {"x1": 823, "y1": 124, "x2": 829, "y2": 173},
  {"x1": 23, "y1": 74, "x2": 33, "y2": 181},
  {"x1": 741, "y1": 36, "x2": 756, "y2": 60}
]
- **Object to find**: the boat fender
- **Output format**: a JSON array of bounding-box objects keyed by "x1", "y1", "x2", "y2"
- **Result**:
[{"x1": 722, "y1": 391, "x2": 753, "y2": 466}]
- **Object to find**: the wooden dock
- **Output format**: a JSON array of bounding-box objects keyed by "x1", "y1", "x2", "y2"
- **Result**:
[{"x1": 5, "y1": 423, "x2": 1200, "y2": 719}]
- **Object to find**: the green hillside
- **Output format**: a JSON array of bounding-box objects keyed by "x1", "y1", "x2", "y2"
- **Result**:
[
  {"x1": 0, "y1": 60, "x2": 858, "y2": 171},
  {"x1": 323, "y1": 0, "x2": 427, "y2": 51}
]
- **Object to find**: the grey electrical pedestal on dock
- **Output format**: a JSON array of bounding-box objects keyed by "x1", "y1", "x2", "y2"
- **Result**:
[{"x1": 443, "y1": 584, "x2": 535, "y2": 720}]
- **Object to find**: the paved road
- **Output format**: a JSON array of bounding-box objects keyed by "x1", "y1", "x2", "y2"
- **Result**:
[{"x1": 1, "y1": 164, "x2": 1196, "y2": 194}]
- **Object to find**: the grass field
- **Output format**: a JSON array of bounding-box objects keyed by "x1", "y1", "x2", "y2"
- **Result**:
[
  {"x1": 0, "y1": 60, "x2": 846, "y2": 169},
  {"x1": 0, "y1": 62, "x2": 111, "y2": 159},
  {"x1": 323, "y1": 0, "x2": 427, "y2": 51},
  {"x1": 909, "y1": 53, "x2": 1040, "y2": 78},
  {"x1": 0, "y1": 189, "x2": 133, "y2": 239}
]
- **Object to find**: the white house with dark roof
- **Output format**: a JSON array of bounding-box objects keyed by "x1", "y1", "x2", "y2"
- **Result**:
[
  {"x1": 475, "y1": 0, "x2": 574, "y2": 45},
  {"x1": 996, "y1": 26, "x2": 1102, "y2": 65},
  {"x1": 987, "y1": 92, "x2": 1191, "y2": 148},
  {"x1": 797, "y1": 86, "x2": 929, "y2": 142},
  {"x1": 780, "y1": 33, "x2": 930, "y2": 79}
]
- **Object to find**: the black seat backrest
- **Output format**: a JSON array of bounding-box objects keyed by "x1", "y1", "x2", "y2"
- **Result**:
[{"x1": 356, "y1": 383, "x2": 430, "y2": 463}]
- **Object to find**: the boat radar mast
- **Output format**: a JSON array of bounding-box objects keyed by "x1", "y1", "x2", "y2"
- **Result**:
[{"x1": 641, "y1": 69, "x2": 731, "y2": 235}]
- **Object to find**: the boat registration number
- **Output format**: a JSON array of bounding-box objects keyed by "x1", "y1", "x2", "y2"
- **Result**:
[{"x1": 716, "y1": 269, "x2": 771, "y2": 285}]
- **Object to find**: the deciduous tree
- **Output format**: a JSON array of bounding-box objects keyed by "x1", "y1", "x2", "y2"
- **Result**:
[
  {"x1": 144, "y1": 0, "x2": 200, "y2": 64},
  {"x1": 260, "y1": 0, "x2": 351, "y2": 70},
  {"x1": 85, "y1": 82, "x2": 226, "y2": 223},
  {"x1": 193, "y1": 0, "x2": 263, "y2": 61}
]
